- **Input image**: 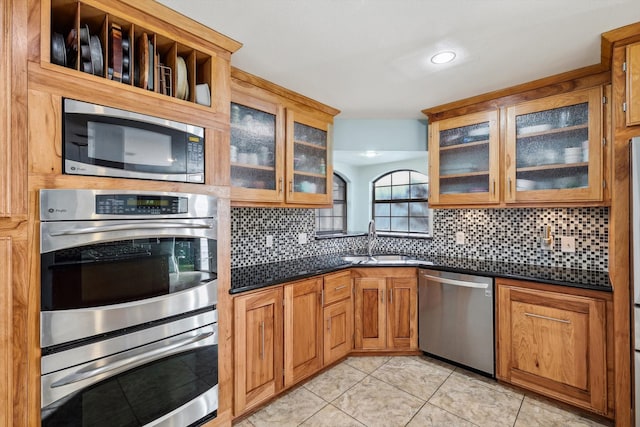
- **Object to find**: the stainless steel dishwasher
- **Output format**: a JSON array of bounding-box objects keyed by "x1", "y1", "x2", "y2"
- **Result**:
[{"x1": 418, "y1": 269, "x2": 494, "y2": 376}]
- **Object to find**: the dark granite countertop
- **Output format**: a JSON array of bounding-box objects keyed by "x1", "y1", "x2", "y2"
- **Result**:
[{"x1": 230, "y1": 253, "x2": 612, "y2": 295}]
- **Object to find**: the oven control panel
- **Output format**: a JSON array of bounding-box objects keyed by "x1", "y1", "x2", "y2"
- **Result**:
[{"x1": 96, "y1": 195, "x2": 188, "y2": 215}]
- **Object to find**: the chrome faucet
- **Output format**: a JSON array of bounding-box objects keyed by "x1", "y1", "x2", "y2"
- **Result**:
[{"x1": 367, "y1": 219, "x2": 377, "y2": 256}]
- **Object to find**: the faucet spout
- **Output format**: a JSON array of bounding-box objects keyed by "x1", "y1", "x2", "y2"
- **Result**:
[{"x1": 367, "y1": 219, "x2": 376, "y2": 256}]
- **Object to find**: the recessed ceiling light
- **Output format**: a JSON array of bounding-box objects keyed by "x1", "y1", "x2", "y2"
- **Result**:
[
  {"x1": 361, "y1": 150, "x2": 380, "y2": 158},
  {"x1": 430, "y1": 51, "x2": 456, "y2": 64}
]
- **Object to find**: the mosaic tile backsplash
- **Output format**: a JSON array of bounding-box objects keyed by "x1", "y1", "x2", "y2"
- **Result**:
[{"x1": 231, "y1": 207, "x2": 609, "y2": 271}]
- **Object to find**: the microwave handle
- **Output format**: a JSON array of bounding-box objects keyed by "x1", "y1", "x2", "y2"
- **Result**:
[
  {"x1": 50, "y1": 331, "x2": 214, "y2": 389},
  {"x1": 49, "y1": 221, "x2": 213, "y2": 236}
]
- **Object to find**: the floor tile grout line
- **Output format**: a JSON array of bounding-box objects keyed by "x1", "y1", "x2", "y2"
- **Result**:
[
  {"x1": 423, "y1": 366, "x2": 483, "y2": 426},
  {"x1": 512, "y1": 394, "x2": 525, "y2": 427}
]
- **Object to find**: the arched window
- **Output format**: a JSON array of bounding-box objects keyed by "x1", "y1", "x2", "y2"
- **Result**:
[
  {"x1": 316, "y1": 173, "x2": 347, "y2": 235},
  {"x1": 372, "y1": 170, "x2": 430, "y2": 236}
]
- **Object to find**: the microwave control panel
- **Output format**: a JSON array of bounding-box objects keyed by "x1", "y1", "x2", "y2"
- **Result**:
[{"x1": 96, "y1": 195, "x2": 188, "y2": 215}]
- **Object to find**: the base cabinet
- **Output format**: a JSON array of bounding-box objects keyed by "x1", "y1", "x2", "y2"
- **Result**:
[
  {"x1": 353, "y1": 269, "x2": 418, "y2": 351},
  {"x1": 284, "y1": 277, "x2": 323, "y2": 387},
  {"x1": 234, "y1": 287, "x2": 283, "y2": 415},
  {"x1": 496, "y1": 279, "x2": 609, "y2": 415},
  {"x1": 323, "y1": 271, "x2": 353, "y2": 365}
]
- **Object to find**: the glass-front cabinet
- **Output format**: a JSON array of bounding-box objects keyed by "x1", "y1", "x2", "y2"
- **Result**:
[
  {"x1": 230, "y1": 93, "x2": 284, "y2": 203},
  {"x1": 505, "y1": 87, "x2": 602, "y2": 203},
  {"x1": 285, "y1": 109, "x2": 332, "y2": 204},
  {"x1": 429, "y1": 110, "x2": 500, "y2": 205}
]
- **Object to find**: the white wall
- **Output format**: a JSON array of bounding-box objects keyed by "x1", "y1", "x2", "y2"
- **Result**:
[{"x1": 332, "y1": 117, "x2": 429, "y2": 232}]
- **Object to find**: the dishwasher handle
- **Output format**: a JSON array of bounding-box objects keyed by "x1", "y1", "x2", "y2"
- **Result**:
[{"x1": 420, "y1": 273, "x2": 489, "y2": 289}]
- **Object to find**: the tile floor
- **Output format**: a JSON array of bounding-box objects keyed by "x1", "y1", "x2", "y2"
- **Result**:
[{"x1": 235, "y1": 355, "x2": 612, "y2": 427}]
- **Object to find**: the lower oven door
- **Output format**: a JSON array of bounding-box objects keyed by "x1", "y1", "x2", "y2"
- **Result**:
[{"x1": 41, "y1": 310, "x2": 218, "y2": 427}]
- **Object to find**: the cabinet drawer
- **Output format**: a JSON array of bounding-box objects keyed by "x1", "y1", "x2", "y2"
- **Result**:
[{"x1": 323, "y1": 270, "x2": 351, "y2": 305}]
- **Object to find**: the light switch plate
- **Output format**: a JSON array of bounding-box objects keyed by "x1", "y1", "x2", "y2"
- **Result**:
[
  {"x1": 298, "y1": 232, "x2": 308, "y2": 245},
  {"x1": 561, "y1": 236, "x2": 576, "y2": 253},
  {"x1": 266, "y1": 235, "x2": 273, "y2": 248},
  {"x1": 455, "y1": 231, "x2": 465, "y2": 245}
]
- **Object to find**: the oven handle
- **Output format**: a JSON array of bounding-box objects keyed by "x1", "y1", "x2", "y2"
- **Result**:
[
  {"x1": 50, "y1": 330, "x2": 214, "y2": 389},
  {"x1": 49, "y1": 221, "x2": 213, "y2": 236}
]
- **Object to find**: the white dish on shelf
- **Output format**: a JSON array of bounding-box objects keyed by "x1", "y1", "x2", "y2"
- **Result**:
[
  {"x1": 176, "y1": 56, "x2": 188, "y2": 100},
  {"x1": 468, "y1": 127, "x2": 489, "y2": 137},
  {"x1": 519, "y1": 124, "x2": 552, "y2": 135},
  {"x1": 516, "y1": 179, "x2": 536, "y2": 191},
  {"x1": 195, "y1": 83, "x2": 211, "y2": 106}
]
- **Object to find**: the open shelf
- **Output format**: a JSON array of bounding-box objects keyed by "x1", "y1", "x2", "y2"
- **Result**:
[{"x1": 50, "y1": 0, "x2": 213, "y2": 107}]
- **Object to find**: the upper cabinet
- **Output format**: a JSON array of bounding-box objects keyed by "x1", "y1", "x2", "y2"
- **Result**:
[
  {"x1": 230, "y1": 68, "x2": 340, "y2": 207},
  {"x1": 627, "y1": 41, "x2": 640, "y2": 126},
  {"x1": 505, "y1": 88, "x2": 603, "y2": 203},
  {"x1": 429, "y1": 110, "x2": 500, "y2": 205},
  {"x1": 285, "y1": 109, "x2": 332, "y2": 205},
  {"x1": 426, "y1": 85, "x2": 607, "y2": 207},
  {"x1": 230, "y1": 92, "x2": 284, "y2": 202},
  {"x1": 36, "y1": 0, "x2": 241, "y2": 129}
]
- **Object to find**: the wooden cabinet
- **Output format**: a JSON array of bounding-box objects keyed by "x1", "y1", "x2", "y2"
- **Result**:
[
  {"x1": 429, "y1": 110, "x2": 500, "y2": 205},
  {"x1": 230, "y1": 68, "x2": 339, "y2": 207},
  {"x1": 47, "y1": 0, "x2": 239, "y2": 109},
  {"x1": 283, "y1": 277, "x2": 323, "y2": 386},
  {"x1": 387, "y1": 277, "x2": 418, "y2": 349},
  {"x1": 627, "y1": 41, "x2": 640, "y2": 126},
  {"x1": 230, "y1": 91, "x2": 285, "y2": 202},
  {"x1": 353, "y1": 268, "x2": 418, "y2": 351},
  {"x1": 427, "y1": 86, "x2": 606, "y2": 207},
  {"x1": 284, "y1": 108, "x2": 332, "y2": 204},
  {"x1": 496, "y1": 279, "x2": 609, "y2": 415},
  {"x1": 234, "y1": 287, "x2": 283, "y2": 415},
  {"x1": 322, "y1": 271, "x2": 353, "y2": 365},
  {"x1": 505, "y1": 87, "x2": 603, "y2": 203}
]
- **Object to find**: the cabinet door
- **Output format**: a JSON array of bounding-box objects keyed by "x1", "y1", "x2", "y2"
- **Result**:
[
  {"x1": 285, "y1": 108, "x2": 332, "y2": 204},
  {"x1": 496, "y1": 284, "x2": 607, "y2": 414},
  {"x1": 387, "y1": 277, "x2": 418, "y2": 349},
  {"x1": 354, "y1": 278, "x2": 387, "y2": 350},
  {"x1": 505, "y1": 87, "x2": 603, "y2": 203},
  {"x1": 284, "y1": 277, "x2": 323, "y2": 386},
  {"x1": 429, "y1": 110, "x2": 500, "y2": 206},
  {"x1": 323, "y1": 298, "x2": 353, "y2": 365},
  {"x1": 234, "y1": 288, "x2": 283, "y2": 414},
  {"x1": 230, "y1": 91, "x2": 285, "y2": 202},
  {"x1": 627, "y1": 42, "x2": 640, "y2": 126}
]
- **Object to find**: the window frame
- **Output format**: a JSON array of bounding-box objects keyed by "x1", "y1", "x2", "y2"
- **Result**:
[
  {"x1": 371, "y1": 169, "x2": 432, "y2": 237},
  {"x1": 315, "y1": 172, "x2": 347, "y2": 236}
]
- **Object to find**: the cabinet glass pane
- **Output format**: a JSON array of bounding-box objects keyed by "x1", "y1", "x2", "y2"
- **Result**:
[
  {"x1": 230, "y1": 103, "x2": 277, "y2": 190},
  {"x1": 439, "y1": 122, "x2": 490, "y2": 194},
  {"x1": 293, "y1": 122, "x2": 327, "y2": 195},
  {"x1": 515, "y1": 102, "x2": 589, "y2": 191}
]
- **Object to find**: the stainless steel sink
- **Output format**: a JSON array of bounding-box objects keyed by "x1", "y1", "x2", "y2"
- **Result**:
[
  {"x1": 341, "y1": 254, "x2": 418, "y2": 264},
  {"x1": 341, "y1": 255, "x2": 372, "y2": 263}
]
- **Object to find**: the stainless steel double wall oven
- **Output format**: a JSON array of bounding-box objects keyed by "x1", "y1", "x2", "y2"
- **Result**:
[{"x1": 39, "y1": 189, "x2": 219, "y2": 427}]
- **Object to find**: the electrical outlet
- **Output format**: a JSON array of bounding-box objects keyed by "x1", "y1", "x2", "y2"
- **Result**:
[
  {"x1": 455, "y1": 231, "x2": 465, "y2": 245},
  {"x1": 561, "y1": 236, "x2": 576, "y2": 253},
  {"x1": 266, "y1": 235, "x2": 273, "y2": 248},
  {"x1": 298, "y1": 232, "x2": 308, "y2": 245}
]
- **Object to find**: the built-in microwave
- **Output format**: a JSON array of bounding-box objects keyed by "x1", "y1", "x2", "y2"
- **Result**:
[{"x1": 63, "y1": 98, "x2": 205, "y2": 183}]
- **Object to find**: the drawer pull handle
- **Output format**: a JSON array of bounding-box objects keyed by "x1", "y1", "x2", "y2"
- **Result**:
[
  {"x1": 525, "y1": 312, "x2": 570, "y2": 324},
  {"x1": 334, "y1": 285, "x2": 346, "y2": 291},
  {"x1": 259, "y1": 321, "x2": 265, "y2": 360}
]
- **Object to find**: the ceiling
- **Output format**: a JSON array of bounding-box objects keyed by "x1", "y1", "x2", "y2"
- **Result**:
[{"x1": 158, "y1": 0, "x2": 640, "y2": 119}]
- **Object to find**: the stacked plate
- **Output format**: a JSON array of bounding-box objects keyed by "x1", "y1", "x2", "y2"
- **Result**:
[
  {"x1": 176, "y1": 56, "x2": 189, "y2": 100},
  {"x1": 564, "y1": 147, "x2": 582, "y2": 164}
]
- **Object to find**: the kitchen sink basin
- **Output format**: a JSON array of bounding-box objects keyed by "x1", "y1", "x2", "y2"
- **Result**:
[{"x1": 341, "y1": 254, "x2": 419, "y2": 264}]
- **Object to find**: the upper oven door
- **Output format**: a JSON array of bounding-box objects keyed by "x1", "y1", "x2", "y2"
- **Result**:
[
  {"x1": 63, "y1": 98, "x2": 204, "y2": 183},
  {"x1": 40, "y1": 218, "x2": 218, "y2": 348}
]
